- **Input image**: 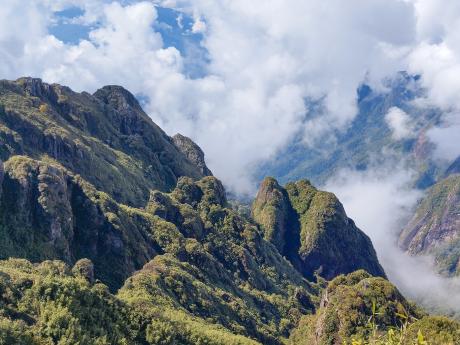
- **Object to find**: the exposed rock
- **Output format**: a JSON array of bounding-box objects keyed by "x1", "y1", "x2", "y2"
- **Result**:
[
  {"x1": 172, "y1": 176, "x2": 204, "y2": 207},
  {"x1": 399, "y1": 174, "x2": 460, "y2": 276},
  {"x1": 173, "y1": 133, "x2": 213, "y2": 176},
  {"x1": 0, "y1": 156, "x2": 158, "y2": 289},
  {"x1": 197, "y1": 176, "x2": 227, "y2": 207},
  {"x1": 16, "y1": 77, "x2": 59, "y2": 104},
  {"x1": 72, "y1": 258, "x2": 95, "y2": 284},
  {"x1": 253, "y1": 178, "x2": 385, "y2": 280},
  {"x1": 146, "y1": 190, "x2": 183, "y2": 225}
]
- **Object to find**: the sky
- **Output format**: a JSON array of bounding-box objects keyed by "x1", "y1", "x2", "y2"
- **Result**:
[
  {"x1": 1, "y1": 0, "x2": 459, "y2": 195},
  {"x1": 1, "y1": 0, "x2": 460, "y2": 316}
]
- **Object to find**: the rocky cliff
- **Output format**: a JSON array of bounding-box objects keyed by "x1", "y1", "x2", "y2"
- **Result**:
[
  {"x1": 252, "y1": 177, "x2": 385, "y2": 280},
  {"x1": 399, "y1": 173, "x2": 460, "y2": 276}
]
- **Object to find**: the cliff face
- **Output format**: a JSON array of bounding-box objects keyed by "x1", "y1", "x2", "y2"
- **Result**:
[
  {"x1": 0, "y1": 156, "x2": 158, "y2": 289},
  {"x1": 252, "y1": 177, "x2": 385, "y2": 280},
  {"x1": 172, "y1": 133, "x2": 213, "y2": 176},
  {"x1": 0, "y1": 77, "x2": 208, "y2": 207},
  {"x1": 399, "y1": 173, "x2": 460, "y2": 276}
]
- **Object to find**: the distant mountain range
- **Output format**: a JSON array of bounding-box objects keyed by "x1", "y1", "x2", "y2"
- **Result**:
[{"x1": 260, "y1": 73, "x2": 443, "y2": 189}]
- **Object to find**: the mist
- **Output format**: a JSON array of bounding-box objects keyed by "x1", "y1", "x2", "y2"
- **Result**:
[{"x1": 324, "y1": 165, "x2": 460, "y2": 316}]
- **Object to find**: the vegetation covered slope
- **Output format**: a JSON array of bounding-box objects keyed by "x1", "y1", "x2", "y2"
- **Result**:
[
  {"x1": 0, "y1": 154, "x2": 316, "y2": 344},
  {"x1": 252, "y1": 177, "x2": 385, "y2": 280},
  {"x1": 0, "y1": 78, "x2": 458, "y2": 344},
  {"x1": 289, "y1": 270, "x2": 460, "y2": 345},
  {"x1": 399, "y1": 173, "x2": 460, "y2": 276},
  {"x1": 0, "y1": 77, "x2": 208, "y2": 207},
  {"x1": 0, "y1": 259, "x2": 454, "y2": 345}
]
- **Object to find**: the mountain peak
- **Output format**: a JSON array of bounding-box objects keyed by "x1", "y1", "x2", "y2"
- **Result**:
[
  {"x1": 15, "y1": 77, "x2": 59, "y2": 104},
  {"x1": 172, "y1": 134, "x2": 213, "y2": 176},
  {"x1": 94, "y1": 85, "x2": 144, "y2": 115},
  {"x1": 253, "y1": 177, "x2": 386, "y2": 280}
]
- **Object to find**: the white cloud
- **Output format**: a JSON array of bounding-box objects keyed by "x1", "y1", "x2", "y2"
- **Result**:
[
  {"x1": 0, "y1": 0, "x2": 459, "y2": 194},
  {"x1": 406, "y1": 0, "x2": 460, "y2": 163},
  {"x1": 191, "y1": 17, "x2": 206, "y2": 33},
  {"x1": 427, "y1": 121, "x2": 460, "y2": 162},
  {"x1": 324, "y1": 165, "x2": 460, "y2": 315},
  {"x1": 0, "y1": 0, "x2": 419, "y2": 195},
  {"x1": 385, "y1": 107, "x2": 415, "y2": 140}
]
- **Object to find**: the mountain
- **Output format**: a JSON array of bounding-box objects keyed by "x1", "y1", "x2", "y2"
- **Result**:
[
  {"x1": 252, "y1": 177, "x2": 385, "y2": 280},
  {"x1": 399, "y1": 172, "x2": 460, "y2": 276},
  {"x1": 0, "y1": 77, "x2": 209, "y2": 207},
  {"x1": 259, "y1": 73, "x2": 442, "y2": 189},
  {"x1": 0, "y1": 78, "x2": 457, "y2": 344}
]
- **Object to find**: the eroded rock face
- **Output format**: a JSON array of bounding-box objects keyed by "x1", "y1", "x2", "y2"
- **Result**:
[
  {"x1": 0, "y1": 156, "x2": 157, "y2": 289},
  {"x1": 399, "y1": 174, "x2": 460, "y2": 276},
  {"x1": 173, "y1": 133, "x2": 213, "y2": 176},
  {"x1": 253, "y1": 177, "x2": 385, "y2": 280}
]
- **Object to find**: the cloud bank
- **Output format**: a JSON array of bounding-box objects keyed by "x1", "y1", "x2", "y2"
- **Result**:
[
  {"x1": 325, "y1": 165, "x2": 460, "y2": 315},
  {"x1": 0, "y1": 0, "x2": 420, "y2": 194}
]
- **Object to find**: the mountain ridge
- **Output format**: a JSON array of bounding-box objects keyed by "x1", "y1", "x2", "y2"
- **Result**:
[{"x1": 0, "y1": 77, "x2": 458, "y2": 344}]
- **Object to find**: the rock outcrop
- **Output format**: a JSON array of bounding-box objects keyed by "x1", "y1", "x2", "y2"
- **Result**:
[
  {"x1": 173, "y1": 133, "x2": 213, "y2": 176},
  {"x1": 253, "y1": 177, "x2": 385, "y2": 280},
  {"x1": 0, "y1": 156, "x2": 157, "y2": 289},
  {"x1": 252, "y1": 177, "x2": 296, "y2": 255}
]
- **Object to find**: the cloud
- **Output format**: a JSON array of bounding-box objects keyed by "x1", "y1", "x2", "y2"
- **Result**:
[
  {"x1": 0, "y1": 0, "x2": 419, "y2": 195},
  {"x1": 385, "y1": 107, "x2": 415, "y2": 140},
  {"x1": 406, "y1": 0, "x2": 460, "y2": 163},
  {"x1": 0, "y1": 0, "x2": 457, "y2": 196},
  {"x1": 324, "y1": 165, "x2": 460, "y2": 316},
  {"x1": 191, "y1": 17, "x2": 206, "y2": 34},
  {"x1": 427, "y1": 121, "x2": 460, "y2": 161}
]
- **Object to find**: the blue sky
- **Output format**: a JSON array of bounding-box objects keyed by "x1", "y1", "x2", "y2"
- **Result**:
[
  {"x1": 1, "y1": 0, "x2": 459, "y2": 195},
  {"x1": 49, "y1": 4, "x2": 207, "y2": 78}
]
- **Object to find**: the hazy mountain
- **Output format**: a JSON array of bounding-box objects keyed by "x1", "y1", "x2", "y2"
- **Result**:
[
  {"x1": 260, "y1": 73, "x2": 442, "y2": 189},
  {"x1": 400, "y1": 170, "x2": 460, "y2": 277}
]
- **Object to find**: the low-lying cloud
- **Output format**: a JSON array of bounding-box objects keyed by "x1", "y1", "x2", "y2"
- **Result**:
[
  {"x1": 325, "y1": 165, "x2": 460, "y2": 316},
  {"x1": 385, "y1": 107, "x2": 415, "y2": 140}
]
